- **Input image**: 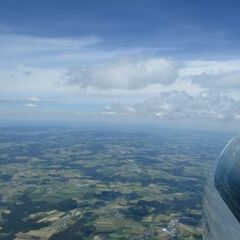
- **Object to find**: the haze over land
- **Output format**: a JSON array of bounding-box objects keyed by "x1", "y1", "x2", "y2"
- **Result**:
[{"x1": 0, "y1": 126, "x2": 232, "y2": 239}]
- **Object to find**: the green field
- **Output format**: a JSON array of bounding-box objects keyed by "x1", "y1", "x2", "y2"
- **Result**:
[{"x1": 0, "y1": 126, "x2": 231, "y2": 240}]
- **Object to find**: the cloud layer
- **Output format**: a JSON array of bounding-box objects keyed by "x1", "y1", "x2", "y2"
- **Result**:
[
  {"x1": 1, "y1": 41, "x2": 240, "y2": 126},
  {"x1": 107, "y1": 91, "x2": 240, "y2": 122},
  {"x1": 180, "y1": 60, "x2": 240, "y2": 90},
  {"x1": 62, "y1": 58, "x2": 179, "y2": 89}
]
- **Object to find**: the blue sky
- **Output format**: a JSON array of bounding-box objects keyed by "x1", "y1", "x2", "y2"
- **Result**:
[
  {"x1": 1, "y1": 0, "x2": 240, "y2": 131},
  {"x1": 1, "y1": 0, "x2": 240, "y2": 58}
]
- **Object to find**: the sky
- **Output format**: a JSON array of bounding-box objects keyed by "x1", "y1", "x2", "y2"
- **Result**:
[{"x1": 1, "y1": 0, "x2": 240, "y2": 131}]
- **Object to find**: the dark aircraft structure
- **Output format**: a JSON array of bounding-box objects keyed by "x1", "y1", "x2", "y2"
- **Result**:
[{"x1": 203, "y1": 136, "x2": 240, "y2": 240}]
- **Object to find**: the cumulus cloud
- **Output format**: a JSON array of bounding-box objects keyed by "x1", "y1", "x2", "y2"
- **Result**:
[
  {"x1": 108, "y1": 91, "x2": 240, "y2": 121},
  {"x1": 59, "y1": 58, "x2": 240, "y2": 123},
  {"x1": 2, "y1": 54, "x2": 240, "y2": 125},
  {"x1": 180, "y1": 60, "x2": 240, "y2": 90},
  {"x1": 61, "y1": 58, "x2": 240, "y2": 92},
  {"x1": 189, "y1": 71, "x2": 240, "y2": 90},
  {"x1": 62, "y1": 58, "x2": 179, "y2": 90}
]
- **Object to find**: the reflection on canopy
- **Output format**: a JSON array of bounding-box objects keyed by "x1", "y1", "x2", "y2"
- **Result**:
[{"x1": 215, "y1": 136, "x2": 240, "y2": 222}]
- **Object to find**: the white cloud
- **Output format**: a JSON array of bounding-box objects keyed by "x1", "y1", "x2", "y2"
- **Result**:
[
  {"x1": 103, "y1": 103, "x2": 137, "y2": 116},
  {"x1": 28, "y1": 97, "x2": 41, "y2": 102},
  {"x1": 108, "y1": 91, "x2": 240, "y2": 121},
  {"x1": 0, "y1": 33, "x2": 103, "y2": 68},
  {"x1": 61, "y1": 58, "x2": 240, "y2": 93},
  {"x1": 0, "y1": 34, "x2": 100, "y2": 54},
  {"x1": 62, "y1": 58, "x2": 179, "y2": 90},
  {"x1": 235, "y1": 114, "x2": 240, "y2": 120},
  {"x1": 101, "y1": 111, "x2": 116, "y2": 115},
  {"x1": 189, "y1": 71, "x2": 240, "y2": 90},
  {"x1": 180, "y1": 60, "x2": 240, "y2": 90},
  {"x1": 0, "y1": 66, "x2": 66, "y2": 95},
  {"x1": 1, "y1": 54, "x2": 240, "y2": 125},
  {"x1": 25, "y1": 103, "x2": 38, "y2": 108},
  {"x1": 181, "y1": 60, "x2": 240, "y2": 76}
]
